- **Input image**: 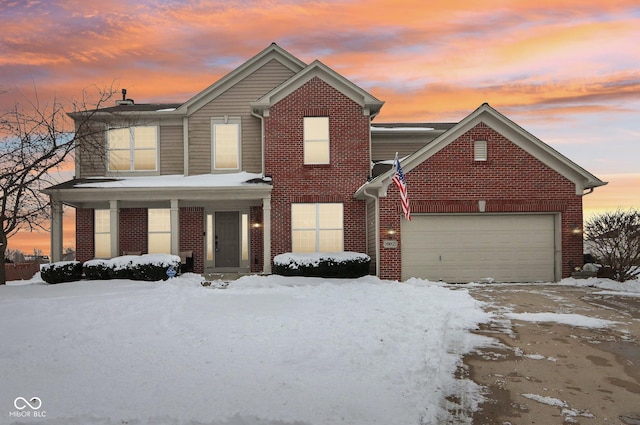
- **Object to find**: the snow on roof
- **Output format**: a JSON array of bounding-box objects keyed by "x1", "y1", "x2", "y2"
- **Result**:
[
  {"x1": 73, "y1": 172, "x2": 267, "y2": 189},
  {"x1": 371, "y1": 126, "x2": 435, "y2": 132},
  {"x1": 156, "y1": 108, "x2": 177, "y2": 112}
]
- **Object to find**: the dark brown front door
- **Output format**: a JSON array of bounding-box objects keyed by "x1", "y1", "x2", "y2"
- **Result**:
[{"x1": 215, "y1": 212, "x2": 239, "y2": 268}]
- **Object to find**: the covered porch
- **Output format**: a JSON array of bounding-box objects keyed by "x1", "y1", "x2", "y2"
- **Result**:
[{"x1": 44, "y1": 173, "x2": 273, "y2": 274}]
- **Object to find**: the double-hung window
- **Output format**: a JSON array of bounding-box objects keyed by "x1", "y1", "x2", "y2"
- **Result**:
[
  {"x1": 108, "y1": 126, "x2": 158, "y2": 171},
  {"x1": 212, "y1": 117, "x2": 241, "y2": 171},
  {"x1": 291, "y1": 203, "x2": 343, "y2": 252},
  {"x1": 303, "y1": 117, "x2": 329, "y2": 164},
  {"x1": 148, "y1": 209, "x2": 171, "y2": 254},
  {"x1": 94, "y1": 209, "x2": 111, "y2": 258}
]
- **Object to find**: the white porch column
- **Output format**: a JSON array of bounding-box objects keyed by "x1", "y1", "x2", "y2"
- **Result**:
[
  {"x1": 109, "y1": 200, "x2": 119, "y2": 258},
  {"x1": 262, "y1": 197, "x2": 271, "y2": 274},
  {"x1": 50, "y1": 195, "x2": 63, "y2": 262},
  {"x1": 170, "y1": 199, "x2": 180, "y2": 255}
]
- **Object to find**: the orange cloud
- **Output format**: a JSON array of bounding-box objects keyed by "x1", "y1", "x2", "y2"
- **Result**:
[{"x1": 584, "y1": 173, "x2": 640, "y2": 222}]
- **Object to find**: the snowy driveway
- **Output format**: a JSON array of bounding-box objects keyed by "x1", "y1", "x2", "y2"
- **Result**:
[
  {"x1": 464, "y1": 282, "x2": 640, "y2": 424},
  {"x1": 1, "y1": 274, "x2": 490, "y2": 425}
]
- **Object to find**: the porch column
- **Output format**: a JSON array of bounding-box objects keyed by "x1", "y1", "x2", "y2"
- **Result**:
[
  {"x1": 262, "y1": 196, "x2": 271, "y2": 274},
  {"x1": 170, "y1": 199, "x2": 179, "y2": 255},
  {"x1": 109, "y1": 200, "x2": 119, "y2": 258},
  {"x1": 50, "y1": 195, "x2": 63, "y2": 262}
]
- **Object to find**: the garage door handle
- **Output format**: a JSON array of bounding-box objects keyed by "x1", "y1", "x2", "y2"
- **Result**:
[{"x1": 439, "y1": 255, "x2": 442, "y2": 262}]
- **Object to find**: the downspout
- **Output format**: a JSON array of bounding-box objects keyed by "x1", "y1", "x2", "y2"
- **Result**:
[
  {"x1": 364, "y1": 107, "x2": 382, "y2": 277},
  {"x1": 250, "y1": 108, "x2": 266, "y2": 176},
  {"x1": 362, "y1": 186, "x2": 380, "y2": 277}
]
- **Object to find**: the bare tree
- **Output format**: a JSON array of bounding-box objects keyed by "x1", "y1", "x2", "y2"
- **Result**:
[
  {"x1": 0, "y1": 86, "x2": 115, "y2": 284},
  {"x1": 584, "y1": 209, "x2": 640, "y2": 282}
]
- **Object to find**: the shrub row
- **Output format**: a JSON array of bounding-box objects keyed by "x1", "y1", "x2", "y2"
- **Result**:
[
  {"x1": 40, "y1": 261, "x2": 83, "y2": 284},
  {"x1": 273, "y1": 252, "x2": 371, "y2": 278},
  {"x1": 40, "y1": 254, "x2": 181, "y2": 284}
]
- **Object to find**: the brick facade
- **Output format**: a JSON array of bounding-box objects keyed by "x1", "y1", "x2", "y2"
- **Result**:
[
  {"x1": 119, "y1": 208, "x2": 148, "y2": 255},
  {"x1": 379, "y1": 123, "x2": 583, "y2": 281},
  {"x1": 75, "y1": 208, "x2": 94, "y2": 263},
  {"x1": 250, "y1": 206, "x2": 264, "y2": 273},
  {"x1": 179, "y1": 207, "x2": 204, "y2": 273},
  {"x1": 264, "y1": 77, "x2": 369, "y2": 265}
]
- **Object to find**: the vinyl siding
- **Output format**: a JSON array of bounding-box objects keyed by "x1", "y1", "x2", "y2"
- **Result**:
[
  {"x1": 188, "y1": 59, "x2": 296, "y2": 175},
  {"x1": 159, "y1": 125, "x2": 184, "y2": 175},
  {"x1": 77, "y1": 122, "x2": 107, "y2": 178},
  {"x1": 371, "y1": 133, "x2": 440, "y2": 161}
]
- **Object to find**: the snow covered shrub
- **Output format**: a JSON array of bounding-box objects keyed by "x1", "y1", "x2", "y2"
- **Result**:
[
  {"x1": 82, "y1": 259, "x2": 112, "y2": 280},
  {"x1": 82, "y1": 254, "x2": 181, "y2": 281},
  {"x1": 584, "y1": 208, "x2": 640, "y2": 282},
  {"x1": 273, "y1": 252, "x2": 371, "y2": 278},
  {"x1": 118, "y1": 254, "x2": 180, "y2": 281},
  {"x1": 41, "y1": 261, "x2": 83, "y2": 284}
]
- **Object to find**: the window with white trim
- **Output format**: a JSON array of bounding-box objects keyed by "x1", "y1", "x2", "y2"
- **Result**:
[
  {"x1": 108, "y1": 126, "x2": 158, "y2": 171},
  {"x1": 291, "y1": 203, "x2": 343, "y2": 252},
  {"x1": 212, "y1": 117, "x2": 241, "y2": 170},
  {"x1": 94, "y1": 209, "x2": 111, "y2": 258},
  {"x1": 303, "y1": 117, "x2": 330, "y2": 164},
  {"x1": 474, "y1": 140, "x2": 487, "y2": 161},
  {"x1": 148, "y1": 209, "x2": 171, "y2": 254}
]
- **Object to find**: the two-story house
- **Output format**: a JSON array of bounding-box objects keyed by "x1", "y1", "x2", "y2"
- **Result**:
[{"x1": 44, "y1": 43, "x2": 606, "y2": 282}]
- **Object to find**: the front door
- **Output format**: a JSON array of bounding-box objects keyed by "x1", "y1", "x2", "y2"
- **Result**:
[{"x1": 215, "y1": 211, "x2": 240, "y2": 268}]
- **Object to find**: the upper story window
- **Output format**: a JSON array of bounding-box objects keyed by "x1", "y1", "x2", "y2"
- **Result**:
[
  {"x1": 303, "y1": 117, "x2": 330, "y2": 165},
  {"x1": 108, "y1": 126, "x2": 158, "y2": 172},
  {"x1": 474, "y1": 140, "x2": 487, "y2": 161},
  {"x1": 291, "y1": 203, "x2": 343, "y2": 252},
  {"x1": 212, "y1": 117, "x2": 241, "y2": 171}
]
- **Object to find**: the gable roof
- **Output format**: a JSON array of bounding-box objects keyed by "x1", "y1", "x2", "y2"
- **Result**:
[
  {"x1": 177, "y1": 43, "x2": 307, "y2": 115},
  {"x1": 251, "y1": 59, "x2": 384, "y2": 116},
  {"x1": 356, "y1": 103, "x2": 607, "y2": 198}
]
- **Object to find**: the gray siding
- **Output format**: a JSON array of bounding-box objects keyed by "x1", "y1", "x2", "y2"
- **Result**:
[
  {"x1": 77, "y1": 122, "x2": 107, "y2": 178},
  {"x1": 371, "y1": 133, "x2": 441, "y2": 162},
  {"x1": 159, "y1": 125, "x2": 184, "y2": 175},
  {"x1": 188, "y1": 59, "x2": 296, "y2": 175}
]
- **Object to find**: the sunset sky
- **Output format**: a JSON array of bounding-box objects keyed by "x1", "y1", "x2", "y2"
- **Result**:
[{"x1": 2, "y1": 0, "x2": 639, "y2": 255}]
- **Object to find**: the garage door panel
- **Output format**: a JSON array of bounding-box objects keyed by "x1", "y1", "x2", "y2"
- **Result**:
[{"x1": 401, "y1": 214, "x2": 556, "y2": 283}]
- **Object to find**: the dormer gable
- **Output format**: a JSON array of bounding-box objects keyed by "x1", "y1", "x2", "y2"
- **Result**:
[
  {"x1": 250, "y1": 60, "x2": 384, "y2": 117},
  {"x1": 177, "y1": 43, "x2": 307, "y2": 115}
]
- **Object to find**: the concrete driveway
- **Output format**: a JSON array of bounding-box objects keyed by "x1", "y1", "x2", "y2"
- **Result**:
[{"x1": 463, "y1": 284, "x2": 640, "y2": 424}]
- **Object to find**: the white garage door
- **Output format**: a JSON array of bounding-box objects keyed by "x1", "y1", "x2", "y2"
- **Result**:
[{"x1": 401, "y1": 214, "x2": 557, "y2": 283}]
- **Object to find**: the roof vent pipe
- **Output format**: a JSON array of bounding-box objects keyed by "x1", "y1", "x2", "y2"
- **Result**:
[{"x1": 116, "y1": 88, "x2": 135, "y2": 106}]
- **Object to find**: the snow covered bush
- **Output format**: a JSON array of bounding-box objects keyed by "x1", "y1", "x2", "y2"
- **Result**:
[
  {"x1": 129, "y1": 254, "x2": 181, "y2": 281},
  {"x1": 84, "y1": 254, "x2": 182, "y2": 281},
  {"x1": 273, "y1": 252, "x2": 371, "y2": 278},
  {"x1": 82, "y1": 259, "x2": 111, "y2": 280},
  {"x1": 41, "y1": 261, "x2": 83, "y2": 284}
]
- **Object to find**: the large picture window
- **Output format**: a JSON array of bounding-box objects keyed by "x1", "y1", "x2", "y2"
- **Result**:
[
  {"x1": 94, "y1": 209, "x2": 111, "y2": 258},
  {"x1": 291, "y1": 203, "x2": 343, "y2": 252},
  {"x1": 212, "y1": 118, "x2": 240, "y2": 170},
  {"x1": 148, "y1": 209, "x2": 171, "y2": 254},
  {"x1": 108, "y1": 126, "x2": 158, "y2": 172},
  {"x1": 303, "y1": 117, "x2": 329, "y2": 164}
]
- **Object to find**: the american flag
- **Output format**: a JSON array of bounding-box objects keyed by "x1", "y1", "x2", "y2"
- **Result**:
[{"x1": 392, "y1": 154, "x2": 411, "y2": 221}]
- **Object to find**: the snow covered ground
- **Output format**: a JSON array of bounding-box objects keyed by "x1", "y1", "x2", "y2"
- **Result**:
[{"x1": 1, "y1": 274, "x2": 492, "y2": 425}]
